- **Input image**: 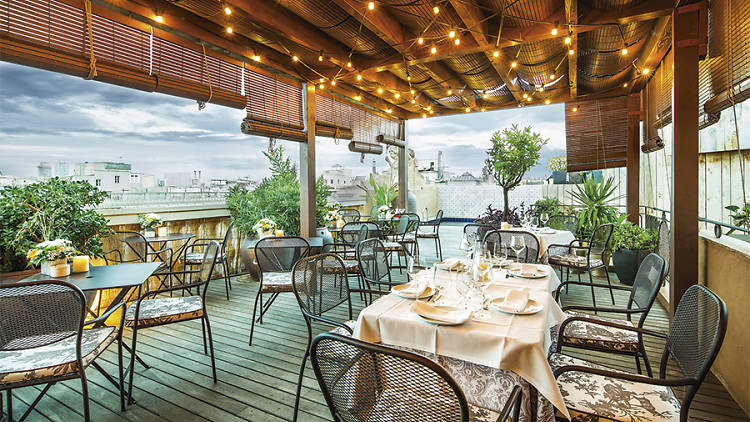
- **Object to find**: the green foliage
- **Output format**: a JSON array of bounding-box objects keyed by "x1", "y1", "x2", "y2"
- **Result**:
[
  {"x1": 225, "y1": 144, "x2": 330, "y2": 237},
  {"x1": 610, "y1": 221, "x2": 658, "y2": 251},
  {"x1": 483, "y1": 124, "x2": 548, "y2": 216},
  {"x1": 0, "y1": 178, "x2": 112, "y2": 272},
  {"x1": 358, "y1": 174, "x2": 397, "y2": 207},
  {"x1": 533, "y1": 197, "x2": 562, "y2": 218},
  {"x1": 571, "y1": 176, "x2": 622, "y2": 234},
  {"x1": 547, "y1": 155, "x2": 567, "y2": 172},
  {"x1": 725, "y1": 203, "x2": 750, "y2": 234}
]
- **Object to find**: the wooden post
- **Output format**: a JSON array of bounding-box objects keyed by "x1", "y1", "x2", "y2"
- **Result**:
[
  {"x1": 397, "y1": 120, "x2": 407, "y2": 210},
  {"x1": 670, "y1": 4, "x2": 701, "y2": 313},
  {"x1": 300, "y1": 83, "x2": 316, "y2": 237},
  {"x1": 626, "y1": 93, "x2": 641, "y2": 223}
]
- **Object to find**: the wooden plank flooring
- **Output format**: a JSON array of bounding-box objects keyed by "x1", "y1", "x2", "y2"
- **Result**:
[{"x1": 6, "y1": 260, "x2": 749, "y2": 421}]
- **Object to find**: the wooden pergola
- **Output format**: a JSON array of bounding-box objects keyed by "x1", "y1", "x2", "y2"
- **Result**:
[{"x1": 0, "y1": 0, "x2": 720, "y2": 310}]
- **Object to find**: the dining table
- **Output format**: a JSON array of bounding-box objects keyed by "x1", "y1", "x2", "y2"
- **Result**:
[
  {"x1": 353, "y1": 263, "x2": 568, "y2": 422},
  {"x1": 504, "y1": 227, "x2": 576, "y2": 261}
]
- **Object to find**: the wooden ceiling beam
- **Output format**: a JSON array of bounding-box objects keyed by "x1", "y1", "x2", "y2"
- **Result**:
[{"x1": 580, "y1": 0, "x2": 676, "y2": 26}]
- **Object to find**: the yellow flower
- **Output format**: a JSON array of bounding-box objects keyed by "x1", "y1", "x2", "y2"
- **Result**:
[{"x1": 27, "y1": 249, "x2": 39, "y2": 258}]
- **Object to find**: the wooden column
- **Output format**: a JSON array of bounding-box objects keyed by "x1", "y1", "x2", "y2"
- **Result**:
[
  {"x1": 626, "y1": 93, "x2": 641, "y2": 223},
  {"x1": 670, "y1": 4, "x2": 701, "y2": 313},
  {"x1": 397, "y1": 120, "x2": 408, "y2": 210},
  {"x1": 300, "y1": 83, "x2": 317, "y2": 237}
]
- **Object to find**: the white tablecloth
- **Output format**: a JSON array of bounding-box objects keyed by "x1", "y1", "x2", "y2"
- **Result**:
[
  {"x1": 501, "y1": 227, "x2": 576, "y2": 260},
  {"x1": 353, "y1": 266, "x2": 570, "y2": 419}
]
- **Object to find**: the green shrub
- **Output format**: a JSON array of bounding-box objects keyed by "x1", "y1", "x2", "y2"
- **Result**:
[
  {"x1": 610, "y1": 221, "x2": 658, "y2": 251},
  {"x1": 571, "y1": 176, "x2": 622, "y2": 235},
  {"x1": 532, "y1": 197, "x2": 561, "y2": 218},
  {"x1": 0, "y1": 178, "x2": 111, "y2": 272}
]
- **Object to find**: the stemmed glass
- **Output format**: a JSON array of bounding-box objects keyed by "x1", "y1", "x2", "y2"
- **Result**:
[
  {"x1": 492, "y1": 242, "x2": 508, "y2": 267},
  {"x1": 471, "y1": 250, "x2": 494, "y2": 320},
  {"x1": 407, "y1": 255, "x2": 420, "y2": 283},
  {"x1": 510, "y1": 235, "x2": 525, "y2": 264},
  {"x1": 459, "y1": 233, "x2": 475, "y2": 261},
  {"x1": 541, "y1": 212, "x2": 549, "y2": 228},
  {"x1": 531, "y1": 216, "x2": 539, "y2": 231}
]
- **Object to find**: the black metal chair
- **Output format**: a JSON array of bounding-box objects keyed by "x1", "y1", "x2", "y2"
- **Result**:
[
  {"x1": 483, "y1": 229, "x2": 540, "y2": 263},
  {"x1": 384, "y1": 213, "x2": 420, "y2": 270},
  {"x1": 417, "y1": 209, "x2": 444, "y2": 261},
  {"x1": 310, "y1": 332, "x2": 523, "y2": 422},
  {"x1": 103, "y1": 230, "x2": 173, "y2": 290},
  {"x1": 181, "y1": 221, "x2": 237, "y2": 300},
  {"x1": 124, "y1": 241, "x2": 220, "y2": 403},
  {"x1": 249, "y1": 236, "x2": 311, "y2": 346},
  {"x1": 546, "y1": 214, "x2": 579, "y2": 236},
  {"x1": 549, "y1": 284, "x2": 727, "y2": 422},
  {"x1": 463, "y1": 223, "x2": 495, "y2": 244},
  {"x1": 290, "y1": 254, "x2": 386, "y2": 422},
  {"x1": 358, "y1": 238, "x2": 399, "y2": 297},
  {"x1": 340, "y1": 208, "x2": 361, "y2": 224},
  {"x1": 0, "y1": 280, "x2": 126, "y2": 422},
  {"x1": 553, "y1": 253, "x2": 666, "y2": 376},
  {"x1": 547, "y1": 223, "x2": 615, "y2": 308}
]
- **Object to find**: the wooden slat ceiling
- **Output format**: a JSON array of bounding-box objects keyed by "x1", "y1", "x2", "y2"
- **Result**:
[{"x1": 76, "y1": 0, "x2": 676, "y2": 118}]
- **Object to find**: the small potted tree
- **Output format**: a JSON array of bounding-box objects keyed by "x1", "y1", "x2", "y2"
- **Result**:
[
  {"x1": 547, "y1": 155, "x2": 567, "y2": 184},
  {"x1": 610, "y1": 221, "x2": 658, "y2": 286}
]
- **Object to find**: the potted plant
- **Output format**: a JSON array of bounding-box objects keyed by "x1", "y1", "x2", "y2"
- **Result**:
[
  {"x1": 571, "y1": 176, "x2": 622, "y2": 237},
  {"x1": 610, "y1": 221, "x2": 658, "y2": 286},
  {"x1": 725, "y1": 202, "x2": 750, "y2": 241},
  {"x1": 138, "y1": 213, "x2": 162, "y2": 238},
  {"x1": 26, "y1": 239, "x2": 78, "y2": 276},
  {"x1": 547, "y1": 155, "x2": 567, "y2": 184},
  {"x1": 253, "y1": 218, "x2": 278, "y2": 238},
  {"x1": 532, "y1": 197, "x2": 561, "y2": 220}
]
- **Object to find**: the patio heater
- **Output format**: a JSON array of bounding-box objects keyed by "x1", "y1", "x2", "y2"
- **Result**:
[{"x1": 641, "y1": 136, "x2": 664, "y2": 153}]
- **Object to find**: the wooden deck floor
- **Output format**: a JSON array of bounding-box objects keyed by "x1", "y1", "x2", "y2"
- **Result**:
[{"x1": 6, "y1": 270, "x2": 749, "y2": 422}]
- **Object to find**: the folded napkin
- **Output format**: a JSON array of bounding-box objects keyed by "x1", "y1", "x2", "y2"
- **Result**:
[
  {"x1": 442, "y1": 258, "x2": 463, "y2": 269},
  {"x1": 499, "y1": 289, "x2": 530, "y2": 313},
  {"x1": 395, "y1": 280, "x2": 428, "y2": 298},
  {"x1": 411, "y1": 301, "x2": 470, "y2": 324}
]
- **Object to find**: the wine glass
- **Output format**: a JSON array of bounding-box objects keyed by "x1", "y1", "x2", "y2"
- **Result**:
[
  {"x1": 540, "y1": 212, "x2": 549, "y2": 228},
  {"x1": 459, "y1": 233, "x2": 475, "y2": 261},
  {"x1": 407, "y1": 255, "x2": 420, "y2": 283},
  {"x1": 493, "y1": 241, "x2": 508, "y2": 267},
  {"x1": 531, "y1": 216, "x2": 539, "y2": 230},
  {"x1": 510, "y1": 235, "x2": 525, "y2": 264}
]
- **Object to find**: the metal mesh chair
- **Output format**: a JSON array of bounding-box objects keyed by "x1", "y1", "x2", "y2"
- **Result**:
[
  {"x1": 547, "y1": 223, "x2": 615, "y2": 309},
  {"x1": 417, "y1": 209, "x2": 444, "y2": 261},
  {"x1": 463, "y1": 223, "x2": 494, "y2": 243},
  {"x1": 483, "y1": 230, "x2": 540, "y2": 263},
  {"x1": 334, "y1": 222, "x2": 370, "y2": 258},
  {"x1": 554, "y1": 253, "x2": 666, "y2": 376},
  {"x1": 0, "y1": 280, "x2": 127, "y2": 421},
  {"x1": 340, "y1": 209, "x2": 361, "y2": 224},
  {"x1": 546, "y1": 214, "x2": 579, "y2": 235},
  {"x1": 552, "y1": 284, "x2": 727, "y2": 422},
  {"x1": 249, "y1": 236, "x2": 311, "y2": 346},
  {"x1": 310, "y1": 332, "x2": 523, "y2": 422},
  {"x1": 125, "y1": 241, "x2": 220, "y2": 403},
  {"x1": 657, "y1": 220, "x2": 670, "y2": 279},
  {"x1": 385, "y1": 214, "x2": 420, "y2": 271},
  {"x1": 358, "y1": 238, "x2": 396, "y2": 294},
  {"x1": 103, "y1": 230, "x2": 173, "y2": 268},
  {"x1": 181, "y1": 221, "x2": 237, "y2": 300}
]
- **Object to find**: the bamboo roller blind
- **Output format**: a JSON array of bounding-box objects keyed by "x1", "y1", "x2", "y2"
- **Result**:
[
  {"x1": 315, "y1": 93, "x2": 401, "y2": 144},
  {"x1": 564, "y1": 96, "x2": 628, "y2": 172},
  {"x1": 245, "y1": 70, "x2": 303, "y2": 129}
]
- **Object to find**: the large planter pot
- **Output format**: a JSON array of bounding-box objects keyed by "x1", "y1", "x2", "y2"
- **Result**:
[
  {"x1": 240, "y1": 235, "x2": 260, "y2": 278},
  {"x1": 551, "y1": 170, "x2": 567, "y2": 184},
  {"x1": 316, "y1": 227, "x2": 333, "y2": 246},
  {"x1": 612, "y1": 248, "x2": 651, "y2": 286}
]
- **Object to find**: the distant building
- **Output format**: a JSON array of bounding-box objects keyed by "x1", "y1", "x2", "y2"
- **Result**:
[
  {"x1": 164, "y1": 172, "x2": 194, "y2": 187},
  {"x1": 71, "y1": 161, "x2": 154, "y2": 192},
  {"x1": 37, "y1": 162, "x2": 52, "y2": 178},
  {"x1": 56, "y1": 161, "x2": 69, "y2": 178},
  {"x1": 321, "y1": 164, "x2": 354, "y2": 188},
  {"x1": 448, "y1": 171, "x2": 482, "y2": 185}
]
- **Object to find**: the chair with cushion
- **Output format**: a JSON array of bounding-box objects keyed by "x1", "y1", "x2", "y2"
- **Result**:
[
  {"x1": 417, "y1": 209, "x2": 444, "y2": 261},
  {"x1": 546, "y1": 214, "x2": 579, "y2": 236},
  {"x1": 358, "y1": 238, "x2": 399, "y2": 299},
  {"x1": 484, "y1": 229, "x2": 540, "y2": 263},
  {"x1": 125, "y1": 241, "x2": 220, "y2": 403},
  {"x1": 549, "y1": 284, "x2": 727, "y2": 422},
  {"x1": 311, "y1": 332, "x2": 523, "y2": 422},
  {"x1": 340, "y1": 208, "x2": 361, "y2": 224},
  {"x1": 547, "y1": 223, "x2": 615, "y2": 309},
  {"x1": 290, "y1": 253, "x2": 386, "y2": 422},
  {"x1": 553, "y1": 253, "x2": 666, "y2": 376},
  {"x1": 1, "y1": 280, "x2": 126, "y2": 422},
  {"x1": 384, "y1": 213, "x2": 420, "y2": 270},
  {"x1": 249, "y1": 236, "x2": 310, "y2": 345},
  {"x1": 463, "y1": 223, "x2": 494, "y2": 244},
  {"x1": 181, "y1": 221, "x2": 237, "y2": 300}
]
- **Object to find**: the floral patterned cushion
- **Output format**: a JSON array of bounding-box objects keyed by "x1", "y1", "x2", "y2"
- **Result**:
[
  {"x1": 329, "y1": 320, "x2": 356, "y2": 336},
  {"x1": 183, "y1": 251, "x2": 225, "y2": 265},
  {"x1": 125, "y1": 296, "x2": 203, "y2": 327},
  {"x1": 0, "y1": 327, "x2": 117, "y2": 385},
  {"x1": 548, "y1": 253, "x2": 603, "y2": 269},
  {"x1": 261, "y1": 272, "x2": 294, "y2": 293},
  {"x1": 368, "y1": 387, "x2": 501, "y2": 422},
  {"x1": 321, "y1": 259, "x2": 359, "y2": 274},
  {"x1": 560, "y1": 311, "x2": 640, "y2": 353},
  {"x1": 553, "y1": 353, "x2": 681, "y2": 422},
  {"x1": 383, "y1": 241, "x2": 403, "y2": 251}
]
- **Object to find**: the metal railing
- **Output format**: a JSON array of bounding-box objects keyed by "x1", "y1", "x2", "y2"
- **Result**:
[
  {"x1": 640, "y1": 205, "x2": 750, "y2": 238},
  {"x1": 101, "y1": 190, "x2": 227, "y2": 208}
]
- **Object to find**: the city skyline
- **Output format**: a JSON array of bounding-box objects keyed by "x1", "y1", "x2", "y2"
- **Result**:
[{"x1": 1, "y1": 61, "x2": 566, "y2": 182}]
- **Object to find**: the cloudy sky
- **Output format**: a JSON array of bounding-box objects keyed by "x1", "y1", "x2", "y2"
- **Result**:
[{"x1": 0, "y1": 61, "x2": 565, "y2": 181}]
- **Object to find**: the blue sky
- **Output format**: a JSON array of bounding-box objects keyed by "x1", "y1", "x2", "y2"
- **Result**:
[{"x1": 0, "y1": 61, "x2": 565, "y2": 180}]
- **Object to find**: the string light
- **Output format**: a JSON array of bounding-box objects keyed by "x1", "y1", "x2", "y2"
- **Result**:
[
  {"x1": 448, "y1": 30, "x2": 456, "y2": 38},
  {"x1": 429, "y1": 110, "x2": 434, "y2": 114},
  {"x1": 252, "y1": 55, "x2": 261, "y2": 62},
  {"x1": 545, "y1": 99, "x2": 551, "y2": 104},
  {"x1": 385, "y1": 108, "x2": 392, "y2": 113},
  {"x1": 623, "y1": 82, "x2": 628, "y2": 87},
  {"x1": 153, "y1": 15, "x2": 163, "y2": 23},
  {"x1": 224, "y1": 6, "x2": 231, "y2": 15},
  {"x1": 427, "y1": 106, "x2": 432, "y2": 111},
  {"x1": 538, "y1": 86, "x2": 544, "y2": 92},
  {"x1": 367, "y1": 1, "x2": 374, "y2": 10},
  {"x1": 551, "y1": 26, "x2": 558, "y2": 36},
  {"x1": 319, "y1": 78, "x2": 325, "y2": 83},
  {"x1": 226, "y1": 26, "x2": 233, "y2": 34},
  {"x1": 493, "y1": 51, "x2": 499, "y2": 58},
  {"x1": 527, "y1": 96, "x2": 532, "y2": 102},
  {"x1": 568, "y1": 49, "x2": 575, "y2": 55},
  {"x1": 394, "y1": 92, "x2": 400, "y2": 99},
  {"x1": 482, "y1": 93, "x2": 488, "y2": 99},
  {"x1": 572, "y1": 106, "x2": 578, "y2": 112},
  {"x1": 642, "y1": 68, "x2": 650, "y2": 75},
  {"x1": 447, "y1": 89, "x2": 452, "y2": 95},
  {"x1": 354, "y1": 95, "x2": 362, "y2": 101},
  {"x1": 319, "y1": 83, "x2": 325, "y2": 89},
  {"x1": 292, "y1": 55, "x2": 299, "y2": 62},
  {"x1": 377, "y1": 87, "x2": 383, "y2": 93},
  {"x1": 417, "y1": 37, "x2": 424, "y2": 45},
  {"x1": 433, "y1": 5, "x2": 439, "y2": 14},
  {"x1": 330, "y1": 80, "x2": 336, "y2": 86},
  {"x1": 422, "y1": 113, "x2": 427, "y2": 118},
  {"x1": 346, "y1": 62, "x2": 352, "y2": 68},
  {"x1": 564, "y1": 36, "x2": 571, "y2": 45},
  {"x1": 407, "y1": 76, "x2": 411, "y2": 81},
  {"x1": 549, "y1": 74, "x2": 555, "y2": 80},
  {"x1": 410, "y1": 89, "x2": 415, "y2": 94},
  {"x1": 511, "y1": 61, "x2": 518, "y2": 68},
  {"x1": 356, "y1": 74, "x2": 363, "y2": 80},
  {"x1": 621, "y1": 47, "x2": 628, "y2": 56},
  {"x1": 522, "y1": 92, "x2": 528, "y2": 99},
  {"x1": 465, "y1": 107, "x2": 470, "y2": 112},
  {"x1": 454, "y1": 38, "x2": 460, "y2": 45},
  {"x1": 430, "y1": 46, "x2": 437, "y2": 54},
  {"x1": 318, "y1": 54, "x2": 324, "y2": 61},
  {"x1": 411, "y1": 99, "x2": 416, "y2": 103},
  {"x1": 481, "y1": 107, "x2": 486, "y2": 112}
]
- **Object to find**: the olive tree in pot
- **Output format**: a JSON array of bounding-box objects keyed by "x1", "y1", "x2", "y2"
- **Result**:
[
  {"x1": 610, "y1": 221, "x2": 658, "y2": 286},
  {"x1": 547, "y1": 155, "x2": 567, "y2": 184}
]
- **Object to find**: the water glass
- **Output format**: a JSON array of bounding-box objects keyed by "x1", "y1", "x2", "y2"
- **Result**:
[
  {"x1": 541, "y1": 212, "x2": 549, "y2": 227},
  {"x1": 510, "y1": 235, "x2": 525, "y2": 264}
]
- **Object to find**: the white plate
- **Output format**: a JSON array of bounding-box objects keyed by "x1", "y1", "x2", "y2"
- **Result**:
[
  {"x1": 435, "y1": 261, "x2": 468, "y2": 272},
  {"x1": 391, "y1": 284, "x2": 434, "y2": 299},
  {"x1": 508, "y1": 265, "x2": 549, "y2": 279},
  {"x1": 410, "y1": 302, "x2": 472, "y2": 325},
  {"x1": 488, "y1": 297, "x2": 543, "y2": 315}
]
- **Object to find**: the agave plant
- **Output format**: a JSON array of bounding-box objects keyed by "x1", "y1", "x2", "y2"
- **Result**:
[
  {"x1": 571, "y1": 176, "x2": 622, "y2": 235},
  {"x1": 358, "y1": 174, "x2": 398, "y2": 206}
]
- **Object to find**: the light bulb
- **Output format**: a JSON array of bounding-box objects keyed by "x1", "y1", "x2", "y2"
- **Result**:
[
  {"x1": 330, "y1": 80, "x2": 336, "y2": 86},
  {"x1": 545, "y1": 99, "x2": 551, "y2": 104},
  {"x1": 572, "y1": 106, "x2": 578, "y2": 112},
  {"x1": 642, "y1": 68, "x2": 650, "y2": 75},
  {"x1": 154, "y1": 15, "x2": 163, "y2": 23},
  {"x1": 226, "y1": 26, "x2": 233, "y2": 34},
  {"x1": 564, "y1": 36, "x2": 571, "y2": 45},
  {"x1": 623, "y1": 82, "x2": 628, "y2": 87},
  {"x1": 377, "y1": 87, "x2": 383, "y2": 93},
  {"x1": 447, "y1": 89, "x2": 452, "y2": 95},
  {"x1": 346, "y1": 62, "x2": 352, "y2": 68},
  {"x1": 493, "y1": 51, "x2": 499, "y2": 57},
  {"x1": 429, "y1": 110, "x2": 434, "y2": 114},
  {"x1": 511, "y1": 61, "x2": 518, "y2": 68},
  {"x1": 411, "y1": 99, "x2": 416, "y2": 103},
  {"x1": 527, "y1": 96, "x2": 532, "y2": 102},
  {"x1": 224, "y1": 7, "x2": 231, "y2": 15},
  {"x1": 319, "y1": 78, "x2": 325, "y2": 83},
  {"x1": 386, "y1": 108, "x2": 392, "y2": 113},
  {"x1": 433, "y1": 6, "x2": 439, "y2": 14},
  {"x1": 454, "y1": 38, "x2": 460, "y2": 45},
  {"x1": 354, "y1": 95, "x2": 362, "y2": 101},
  {"x1": 538, "y1": 86, "x2": 544, "y2": 92},
  {"x1": 568, "y1": 49, "x2": 575, "y2": 55},
  {"x1": 319, "y1": 84, "x2": 325, "y2": 89},
  {"x1": 422, "y1": 113, "x2": 427, "y2": 118},
  {"x1": 407, "y1": 76, "x2": 411, "y2": 81},
  {"x1": 394, "y1": 93, "x2": 400, "y2": 99},
  {"x1": 427, "y1": 106, "x2": 432, "y2": 111},
  {"x1": 318, "y1": 55, "x2": 323, "y2": 61},
  {"x1": 252, "y1": 55, "x2": 261, "y2": 62},
  {"x1": 549, "y1": 73, "x2": 555, "y2": 80},
  {"x1": 621, "y1": 48, "x2": 628, "y2": 55},
  {"x1": 522, "y1": 93, "x2": 528, "y2": 99},
  {"x1": 410, "y1": 89, "x2": 415, "y2": 94},
  {"x1": 481, "y1": 107, "x2": 486, "y2": 112},
  {"x1": 430, "y1": 46, "x2": 437, "y2": 54},
  {"x1": 292, "y1": 55, "x2": 299, "y2": 62},
  {"x1": 465, "y1": 107, "x2": 470, "y2": 112},
  {"x1": 417, "y1": 37, "x2": 424, "y2": 45},
  {"x1": 368, "y1": 1, "x2": 374, "y2": 10},
  {"x1": 482, "y1": 93, "x2": 488, "y2": 99},
  {"x1": 356, "y1": 74, "x2": 362, "y2": 80},
  {"x1": 551, "y1": 27, "x2": 558, "y2": 36},
  {"x1": 448, "y1": 30, "x2": 455, "y2": 38}
]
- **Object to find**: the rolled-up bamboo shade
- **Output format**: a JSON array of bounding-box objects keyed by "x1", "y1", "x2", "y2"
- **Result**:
[{"x1": 565, "y1": 96, "x2": 628, "y2": 172}]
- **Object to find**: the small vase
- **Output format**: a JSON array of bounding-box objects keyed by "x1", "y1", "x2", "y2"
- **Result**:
[
  {"x1": 49, "y1": 263, "x2": 70, "y2": 277},
  {"x1": 144, "y1": 230, "x2": 156, "y2": 238},
  {"x1": 41, "y1": 259, "x2": 66, "y2": 276}
]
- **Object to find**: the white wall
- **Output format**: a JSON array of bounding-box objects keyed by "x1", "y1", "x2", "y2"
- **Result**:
[{"x1": 436, "y1": 184, "x2": 543, "y2": 219}]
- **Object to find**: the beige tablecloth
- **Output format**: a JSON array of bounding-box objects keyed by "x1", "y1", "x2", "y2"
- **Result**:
[
  {"x1": 502, "y1": 227, "x2": 576, "y2": 259},
  {"x1": 353, "y1": 266, "x2": 570, "y2": 419}
]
